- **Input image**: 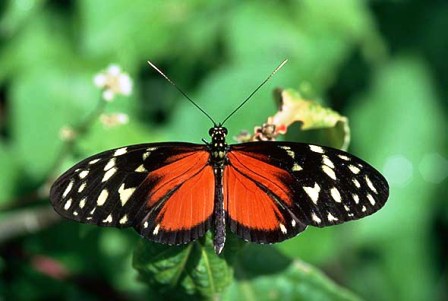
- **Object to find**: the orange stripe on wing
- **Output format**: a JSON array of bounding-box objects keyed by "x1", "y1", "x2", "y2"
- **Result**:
[
  {"x1": 148, "y1": 151, "x2": 209, "y2": 206},
  {"x1": 147, "y1": 151, "x2": 214, "y2": 231},
  {"x1": 224, "y1": 165, "x2": 286, "y2": 231},
  {"x1": 156, "y1": 165, "x2": 214, "y2": 231},
  {"x1": 227, "y1": 151, "x2": 293, "y2": 206}
]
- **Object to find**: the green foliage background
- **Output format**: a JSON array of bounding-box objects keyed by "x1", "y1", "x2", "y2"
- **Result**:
[{"x1": 0, "y1": 1, "x2": 447, "y2": 300}]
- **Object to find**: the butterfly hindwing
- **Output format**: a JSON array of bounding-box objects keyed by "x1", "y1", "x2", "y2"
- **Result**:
[
  {"x1": 226, "y1": 142, "x2": 389, "y2": 242},
  {"x1": 50, "y1": 142, "x2": 214, "y2": 245}
]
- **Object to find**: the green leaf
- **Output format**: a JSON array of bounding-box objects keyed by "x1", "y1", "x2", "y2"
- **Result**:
[
  {"x1": 223, "y1": 245, "x2": 362, "y2": 301},
  {"x1": 133, "y1": 232, "x2": 234, "y2": 299}
]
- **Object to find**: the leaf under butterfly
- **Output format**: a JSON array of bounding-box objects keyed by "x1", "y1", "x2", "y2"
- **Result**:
[
  {"x1": 133, "y1": 232, "x2": 235, "y2": 298},
  {"x1": 222, "y1": 245, "x2": 362, "y2": 301}
]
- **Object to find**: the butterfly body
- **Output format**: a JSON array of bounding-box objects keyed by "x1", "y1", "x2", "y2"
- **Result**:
[
  {"x1": 208, "y1": 126, "x2": 229, "y2": 254},
  {"x1": 50, "y1": 125, "x2": 389, "y2": 254}
]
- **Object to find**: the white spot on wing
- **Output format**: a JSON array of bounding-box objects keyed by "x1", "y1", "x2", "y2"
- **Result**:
[
  {"x1": 362, "y1": 206, "x2": 367, "y2": 212},
  {"x1": 322, "y1": 156, "x2": 335, "y2": 169},
  {"x1": 63, "y1": 181, "x2": 74, "y2": 198},
  {"x1": 143, "y1": 152, "x2": 150, "y2": 160},
  {"x1": 78, "y1": 182, "x2": 86, "y2": 193},
  {"x1": 153, "y1": 224, "x2": 161, "y2": 235},
  {"x1": 135, "y1": 164, "x2": 147, "y2": 172},
  {"x1": 118, "y1": 184, "x2": 135, "y2": 206},
  {"x1": 89, "y1": 158, "x2": 100, "y2": 165},
  {"x1": 338, "y1": 154, "x2": 350, "y2": 161},
  {"x1": 292, "y1": 163, "x2": 302, "y2": 171},
  {"x1": 353, "y1": 178, "x2": 361, "y2": 188},
  {"x1": 97, "y1": 189, "x2": 109, "y2": 206},
  {"x1": 291, "y1": 219, "x2": 297, "y2": 227},
  {"x1": 103, "y1": 214, "x2": 113, "y2": 223},
  {"x1": 79, "y1": 198, "x2": 86, "y2": 209},
  {"x1": 73, "y1": 211, "x2": 79, "y2": 216},
  {"x1": 119, "y1": 215, "x2": 128, "y2": 224},
  {"x1": 89, "y1": 159, "x2": 100, "y2": 165},
  {"x1": 279, "y1": 223, "x2": 287, "y2": 234},
  {"x1": 310, "y1": 145, "x2": 324, "y2": 153},
  {"x1": 365, "y1": 175, "x2": 378, "y2": 193},
  {"x1": 330, "y1": 187, "x2": 342, "y2": 203},
  {"x1": 64, "y1": 199, "x2": 72, "y2": 210},
  {"x1": 311, "y1": 212, "x2": 322, "y2": 224},
  {"x1": 104, "y1": 158, "x2": 116, "y2": 171},
  {"x1": 143, "y1": 221, "x2": 149, "y2": 228},
  {"x1": 322, "y1": 165, "x2": 336, "y2": 180},
  {"x1": 303, "y1": 183, "x2": 321, "y2": 204},
  {"x1": 352, "y1": 193, "x2": 359, "y2": 204},
  {"x1": 327, "y1": 213, "x2": 338, "y2": 222},
  {"x1": 348, "y1": 164, "x2": 361, "y2": 174},
  {"x1": 79, "y1": 170, "x2": 89, "y2": 179},
  {"x1": 114, "y1": 147, "x2": 127, "y2": 156},
  {"x1": 367, "y1": 193, "x2": 376, "y2": 206},
  {"x1": 288, "y1": 150, "x2": 295, "y2": 159},
  {"x1": 102, "y1": 167, "x2": 117, "y2": 182}
]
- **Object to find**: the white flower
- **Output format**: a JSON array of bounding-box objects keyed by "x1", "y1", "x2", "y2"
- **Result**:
[
  {"x1": 99, "y1": 113, "x2": 129, "y2": 128},
  {"x1": 59, "y1": 126, "x2": 77, "y2": 141},
  {"x1": 93, "y1": 64, "x2": 133, "y2": 101}
]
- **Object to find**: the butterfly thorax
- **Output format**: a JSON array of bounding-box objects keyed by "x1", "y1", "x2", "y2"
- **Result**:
[{"x1": 209, "y1": 126, "x2": 229, "y2": 165}]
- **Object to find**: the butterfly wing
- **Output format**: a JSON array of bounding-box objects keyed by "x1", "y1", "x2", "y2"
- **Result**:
[
  {"x1": 50, "y1": 143, "x2": 214, "y2": 245},
  {"x1": 225, "y1": 141, "x2": 389, "y2": 243}
]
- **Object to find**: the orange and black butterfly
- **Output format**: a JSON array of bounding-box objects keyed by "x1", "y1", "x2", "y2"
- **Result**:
[{"x1": 50, "y1": 62, "x2": 389, "y2": 254}]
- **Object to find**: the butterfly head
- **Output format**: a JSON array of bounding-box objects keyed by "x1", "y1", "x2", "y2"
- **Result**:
[{"x1": 209, "y1": 126, "x2": 228, "y2": 161}]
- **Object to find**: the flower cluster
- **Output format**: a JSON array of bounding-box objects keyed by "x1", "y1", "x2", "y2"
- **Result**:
[
  {"x1": 59, "y1": 126, "x2": 77, "y2": 142},
  {"x1": 93, "y1": 65, "x2": 133, "y2": 101},
  {"x1": 234, "y1": 92, "x2": 295, "y2": 143}
]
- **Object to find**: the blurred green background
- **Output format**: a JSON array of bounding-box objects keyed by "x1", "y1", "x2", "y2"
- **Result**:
[{"x1": 0, "y1": 0, "x2": 447, "y2": 300}]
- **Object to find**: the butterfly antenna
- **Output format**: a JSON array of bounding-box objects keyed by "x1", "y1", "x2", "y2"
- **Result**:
[
  {"x1": 147, "y1": 61, "x2": 216, "y2": 125},
  {"x1": 221, "y1": 59, "x2": 288, "y2": 126}
]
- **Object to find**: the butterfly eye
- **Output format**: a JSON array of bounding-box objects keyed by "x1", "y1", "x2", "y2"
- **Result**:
[
  {"x1": 208, "y1": 128, "x2": 214, "y2": 136},
  {"x1": 222, "y1": 128, "x2": 228, "y2": 135}
]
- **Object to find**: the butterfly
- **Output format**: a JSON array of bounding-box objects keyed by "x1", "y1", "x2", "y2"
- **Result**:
[{"x1": 49, "y1": 61, "x2": 389, "y2": 255}]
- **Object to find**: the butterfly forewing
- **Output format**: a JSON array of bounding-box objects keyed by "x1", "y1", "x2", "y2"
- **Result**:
[
  {"x1": 50, "y1": 142, "x2": 213, "y2": 244},
  {"x1": 227, "y1": 142, "x2": 389, "y2": 240}
]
